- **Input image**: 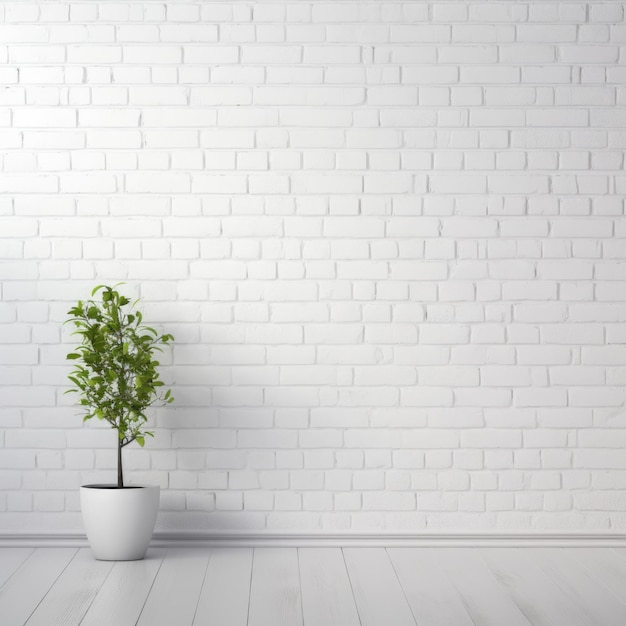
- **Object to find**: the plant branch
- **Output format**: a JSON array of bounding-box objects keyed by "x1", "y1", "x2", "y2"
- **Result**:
[{"x1": 66, "y1": 284, "x2": 174, "y2": 487}]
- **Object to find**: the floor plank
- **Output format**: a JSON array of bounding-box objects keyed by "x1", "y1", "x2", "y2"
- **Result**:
[
  {"x1": 612, "y1": 547, "x2": 626, "y2": 563},
  {"x1": 388, "y1": 547, "x2": 474, "y2": 626},
  {"x1": 193, "y1": 548, "x2": 253, "y2": 626},
  {"x1": 343, "y1": 547, "x2": 416, "y2": 626},
  {"x1": 298, "y1": 547, "x2": 361, "y2": 626},
  {"x1": 25, "y1": 548, "x2": 113, "y2": 626},
  {"x1": 479, "y1": 548, "x2": 591, "y2": 626},
  {"x1": 136, "y1": 548, "x2": 210, "y2": 626},
  {"x1": 248, "y1": 548, "x2": 303, "y2": 626},
  {"x1": 0, "y1": 547, "x2": 34, "y2": 588},
  {"x1": 0, "y1": 547, "x2": 78, "y2": 626},
  {"x1": 435, "y1": 548, "x2": 531, "y2": 626},
  {"x1": 568, "y1": 549, "x2": 626, "y2": 607},
  {"x1": 524, "y1": 547, "x2": 626, "y2": 626},
  {"x1": 80, "y1": 549, "x2": 165, "y2": 626}
]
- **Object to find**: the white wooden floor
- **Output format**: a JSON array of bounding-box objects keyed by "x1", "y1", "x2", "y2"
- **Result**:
[{"x1": 1, "y1": 546, "x2": 626, "y2": 625}]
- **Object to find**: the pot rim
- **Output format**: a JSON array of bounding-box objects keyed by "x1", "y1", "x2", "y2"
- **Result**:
[{"x1": 81, "y1": 484, "x2": 159, "y2": 490}]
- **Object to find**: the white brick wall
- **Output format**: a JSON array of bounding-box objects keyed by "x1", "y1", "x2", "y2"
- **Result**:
[{"x1": 1, "y1": 0, "x2": 625, "y2": 534}]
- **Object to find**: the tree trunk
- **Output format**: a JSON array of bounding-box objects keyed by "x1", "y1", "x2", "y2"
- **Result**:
[{"x1": 117, "y1": 438, "x2": 124, "y2": 488}]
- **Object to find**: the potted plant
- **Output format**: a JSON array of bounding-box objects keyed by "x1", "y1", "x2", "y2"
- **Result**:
[{"x1": 65, "y1": 284, "x2": 174, "y2": 560}]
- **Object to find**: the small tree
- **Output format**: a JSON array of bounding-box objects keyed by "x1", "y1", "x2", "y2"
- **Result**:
[{"x1": 65, "y1": 284, "x2": 174, "y2": 488}]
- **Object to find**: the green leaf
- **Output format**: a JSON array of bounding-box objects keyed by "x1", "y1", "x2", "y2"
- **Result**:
[
  {"x1": 136, "y1": 436, "x2": 145, "y2": 447},
  {"x1": 65, "y1": 283, "x2": 175, "y2": 454}
]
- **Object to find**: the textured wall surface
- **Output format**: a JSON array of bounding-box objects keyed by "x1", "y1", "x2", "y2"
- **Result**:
[{"x1": 1, "y1": 1, "x2": 626, "y2": 534}]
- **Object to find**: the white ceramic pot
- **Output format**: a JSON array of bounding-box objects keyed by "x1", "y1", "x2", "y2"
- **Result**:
[{"x1": 80, "y1": 484, "x2": 160, "y2": 561}]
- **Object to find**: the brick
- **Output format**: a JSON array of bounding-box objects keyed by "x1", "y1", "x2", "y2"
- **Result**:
[
  {"x1": 471, "y1": 109, "x2": 525, "y2": 127},
  {"x1": 304, "y1": 46, "x2": 360, "y2": 64},
  {"x1": 241, "y1": 45, "x2": 301, "y2": 64},
  {"x1": 311, "y1": 4, "x2": 359, "y2": 22},
  {"x1": 166, "y1": 4, "x2": 200, "y2": 22},
  {"x1": 160, "y1": 24, "x2": 218, "y2": 42},
  {"x1": 183, "y1": 45, "x2": 238, "y2": 64},
  {"x1": 430, "y1": 175, "x2": 487, "y2": 194},
  {"x1": 517, "y1": 25, "x2": 577, "y2": 43},
  {"x1": 125, "y1": 172, "x2": 190, "y2": 193},
  {"x1": 419, "y1": 366, "x2": 479, "y2": 387},
  {"x1": 367, "y1": 86, "x2": 417, "y2": 105},
  {"x1": 59, "y1": 173, "x2": 117, "y2": 193},
  {"x1": 461, "y1": 430, "x2": 522, "y2": 449},
  {"x1": 551, "y1": 219, "x2": 613, "y2": 238},
  {"x1": 14, "y1": 109, "x2": 76, "y2": 128},
  {"x1": 191, "y1": 174, "x2": 247, "y2": 194},
  {"x1": 0, "y1": 25, "x2": 47, "y2": 42},
  {"x1": 255, "y1": 86, "x2": 364, "y2": 106},
  {"x1": 85, "y1": 130, "x2": 140, "y2": 149},
  {"x1": 441, "y1": 217, "x2": 498, "y2": 238}
]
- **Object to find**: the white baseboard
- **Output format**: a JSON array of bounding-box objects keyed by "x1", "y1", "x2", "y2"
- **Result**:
[{"x1": 2, "y1": 531, "x2": 626, "y2": 548}]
